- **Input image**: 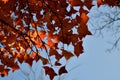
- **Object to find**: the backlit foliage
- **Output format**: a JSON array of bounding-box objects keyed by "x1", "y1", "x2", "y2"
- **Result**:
[{"x1": 0, "y1": 0, "x2": 119, "y2": 79}]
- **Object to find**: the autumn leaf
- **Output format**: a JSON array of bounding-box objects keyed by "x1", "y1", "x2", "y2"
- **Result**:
[
  {"x1": 55, "y1": 61, "x2": 61, "y2": 66},
  {"x1": 68, "y1": 0, "x2": 83, "y2": 6},
  {"x1": 49, "y1": 48, "x2": 63, "y2": 61},
  {"x1": 39, "y1": 56, "x2": 49, "y2": 65},
  {"x1": 0, "y1": 65, "x2": 4, "y2": 72},
  {"x1": 44, "y1": 66, "x2": 57, "y2": 80},
  {"x1": 58, "y1": 66, "x2": 68, "y2": 75},
  {"x1": 78, "y1": 25, "x2": 92, "y2": 39},
  {"x1": 16, "y1": 54, "x2": 24, "y2": 64},
  {"x1": 74, "y1": 41, "x2": 83, "y2": 57},
  {"x1": 11, "y1": 62, "x2": 19, "y2": 72},
  {"x1": 80, "y1": 12, "x2": 89, "y2": 24},
  {"x1": 0, "y1": 69, "x2": 9, "y2": 76},
  {"x1": 38, "y1": 30, "x2": 46, "y2": 40},
  {"x1": 84, "y1": 0, "x2": 93, "y2": 10},
  {"x1": 62, "y1": 50, "x2": 74, "y2": 60},
  {"x1": 97, "y1": 0, "x2": 104, "y2": 7},
  {"x1": 25, "y1": 57, "x2": 34, "y2": 66}
]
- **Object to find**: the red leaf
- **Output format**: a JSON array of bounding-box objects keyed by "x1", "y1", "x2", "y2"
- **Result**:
[
  {"x1": 84, "y1": 0, "x2": 93, "y2": 10},
  {"x1": 0, "y1": 69, "x2": 9, "y2": 76},
  {"x1": 68, "y1": 0, "x2": 83, "y2": 6},
  {"x1": 17, "y1": 54, "x2": 24, "y2": 64},
  {"x1": 44, "y1": 66, "x2": 57, "y2": 80},
  {"x1": 74, "y1": 41, "x2": 83, "y2": 57},
  {"x1": 55, "y1": 61, "x2": 61, "y2": 66},
  {"x1": 11, "y1": 62, "x2": 19, "y2": 72},
  {"x1": 49, "y1": 48, "x2": 63, "y2": 61},
  {"x1": 25, "y1": 57, "x2": 34, "y2": 66},
  {"x1": 39, "y1": 56, "x2": 49, "y2": 65},
  {"x1": 62, "y1": 50, "x2": 74, "y2": 60},
  {"x1": 97, "y1": 0, "x2": 104, "y2": 7},
  {"x1": 0, "y1": 65, "x2": 4, "y2": 72},
  {"x1": 58, "y1": 66, "x2": 68, "y2": 75}
]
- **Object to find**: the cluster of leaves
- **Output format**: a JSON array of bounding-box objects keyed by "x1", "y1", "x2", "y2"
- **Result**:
[{"x1": 0, "y1": 0, "x2": 119, "y2": 80}]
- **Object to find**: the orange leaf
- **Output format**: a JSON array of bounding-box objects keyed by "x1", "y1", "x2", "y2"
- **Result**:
[
  {"x1": 0, "y1": 69, "x2": 9, "y2": 77},
  {"x1": 80, "y1": 12, "x2": 89, "y2": 24},
  {"x1": 47, "y1": 38, "x2": 54, "y2": 48},
  {"x1": 97, "y1": 0, "x2": 104, "y2": 7},
  {"x1": 38, "y1": 30, "x2": 46, "y2": 40}
]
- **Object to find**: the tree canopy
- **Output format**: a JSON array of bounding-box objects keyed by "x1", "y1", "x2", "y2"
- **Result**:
[{"x1": 0, "y1": 0, "x2": 120, "y2": 80}]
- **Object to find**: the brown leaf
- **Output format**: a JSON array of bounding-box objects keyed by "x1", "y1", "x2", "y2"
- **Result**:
[
  {"x1": 58, "y1": 66, "x2": 67, "y2": 75},
  {"x1": 44, "y1": 66, "x2": 57, "y2": 80},
  {"x1": 68, "y1": 0, "x2": 83, "y2": 6},
  {"x1": 17, "y1": 54, "x2": 24, "y2": 64},
  {"x1": 39, "y1": 56, "x2": 49, "y2": 65},
  {"x1": 49, "y1": 48, "x2": 63, "y2": 61},
  {"x1": 0, "y1": 65, "x2": 4, "y2": 72},
  {"x1": 0, "y1": 69, "x2": 9, "y2": 76},
  {"x1": 62, "y1": 50, "x2": 74, "y2": 60},
  {"x1": 55, "y1": 61, "x2": 61, "y2": 66},
  {"x1": 84, "y1": 0, "x2": 93, "y2": 10},
  {"x1": 11, "y1": 62, "x2": 19, "y2": 72},
  {"x1": 25, "y1": 57, "x2": 34, "y2": 66},
  {"x1": 74, "y1": 41, "x2": 83, "y2": 57}
]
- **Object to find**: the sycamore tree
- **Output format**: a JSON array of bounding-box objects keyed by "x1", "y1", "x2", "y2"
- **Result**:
[{"x1": 0, "y1": 0, "x2": 120, "y2": 80}]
